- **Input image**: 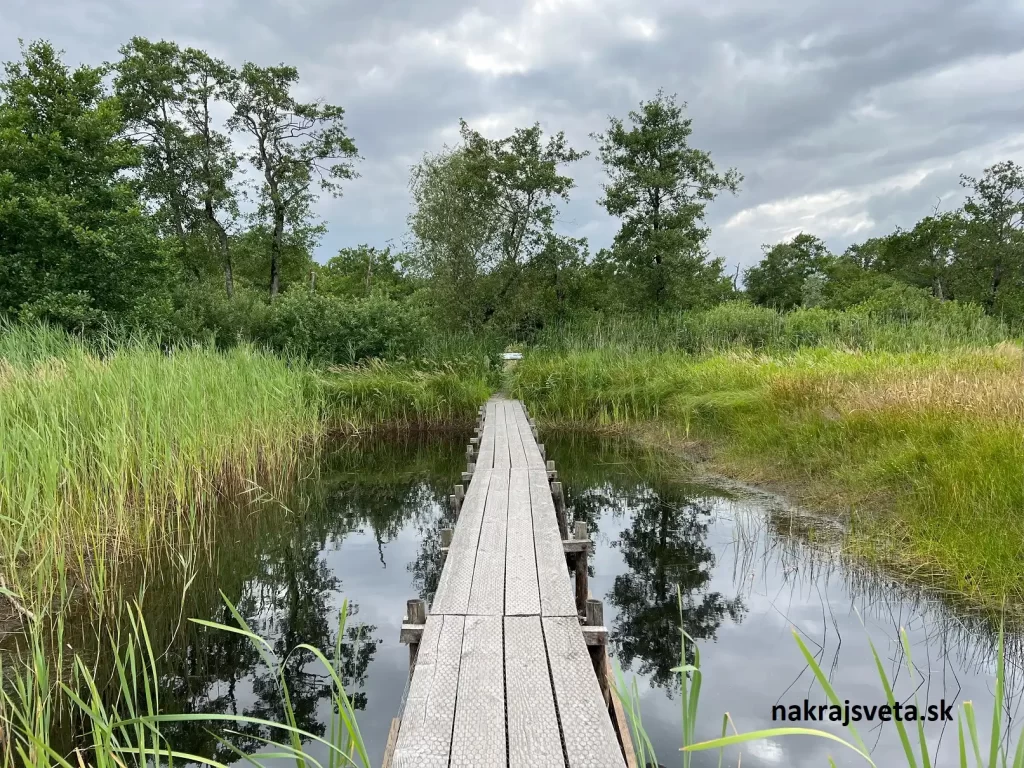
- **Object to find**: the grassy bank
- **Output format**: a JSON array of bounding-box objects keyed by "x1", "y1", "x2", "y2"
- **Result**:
[{"x1": 509, "y1": 343, "x2": 1024, "y2": 614}]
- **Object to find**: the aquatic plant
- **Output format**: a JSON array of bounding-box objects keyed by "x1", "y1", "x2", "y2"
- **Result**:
[{"x1": 1, "y1": 596, "x2": 369, "y2": 768}]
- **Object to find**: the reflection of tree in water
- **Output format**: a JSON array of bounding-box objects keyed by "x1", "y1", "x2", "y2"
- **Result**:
[
  {"x1": 610, "y1": 488, "x2": 746, "y2": 695},
  {"x1": 155, "y1": 511, "x2": 381, "y2": 762}
]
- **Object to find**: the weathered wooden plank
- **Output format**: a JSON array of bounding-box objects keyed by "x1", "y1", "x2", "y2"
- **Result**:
[
  {"x1": 512, "y1": 400, "x2": 546, "y2": 468},
  {"x1": 543, "y1": 616, "x2": 627, "y2": 768},
  {"x1": 431, "y1": 470, "x2": 491, "y2": 615},
  {"x1": 505, "y1": 616, "x2": 567, "y2": 767},
  {"x1": 381, "y1": 717, "x2": 401, "y2": 768},
  {"x1": 392, "y1": 615, "x2": 465, "y2": 768},
  {"x1": 450, "y1": 616, "x2": 506, "y2": 767},
  {"x1": 529, "y1": 470, "x2": 578, "y2": 617},
  {"x1": 466, "y1": 468, "x2": 509, "y2": 615},
  {"x1": 476, "y1": 400, "x2": 497, "y2": 469},
  {"x1": 493, "y1": 400, "x2": 511, "y2": 468},
  {"x1": 504, "y1": 468, "x2": 540, "y2": 616},
  {"x1": 506, "y1": 400, "x2": 529, "y2": 468}
]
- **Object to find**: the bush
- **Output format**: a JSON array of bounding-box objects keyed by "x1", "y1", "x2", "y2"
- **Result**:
[{"x1": 266, "y1": 290, "x2": 425, "y2": 365}]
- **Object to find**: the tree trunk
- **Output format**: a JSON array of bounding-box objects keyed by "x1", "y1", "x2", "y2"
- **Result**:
[
  {"x1": 205, "y1": 200, "x2": 233, "y2": 298},
  {"x1": 270, "y1": 201, "x2": 284, "y2": 299}
]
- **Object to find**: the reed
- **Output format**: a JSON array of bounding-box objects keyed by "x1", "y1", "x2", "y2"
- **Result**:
[
  {"x1": 1, "y1": 596, "x2": 369, "y2": 768},
  {"x1": 318, "y1": 360, "x2": 493, "y2": 430},
  {"x1": 0, "y1": 324, "x2": 320, "y2": 617}
]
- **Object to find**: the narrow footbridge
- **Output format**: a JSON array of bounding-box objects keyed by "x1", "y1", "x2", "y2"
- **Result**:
[{"x1": 382, "y1": 397, "x2": 635, "y2": 768}]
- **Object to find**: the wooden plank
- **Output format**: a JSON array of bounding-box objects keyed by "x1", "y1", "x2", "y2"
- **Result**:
[
  {"x1": 605, "y1": 649, "x2": 639, "y2": 768},
  {"x1": 543, "y1": 616, "x2": 627, "y2": 768},
  {"x1": 529, "y1": 470, "x2": 577, "y2": 617},
  {"x1": 392, "y1": 615, "x2": 465, "y2": 768},
  {"x1": 506, "y1": 400, "x2": 529, "y2": 468},
  {"x1": 493, "y1": 398, "x2": 511, "y2": 468},
  {"x1": 504, "y1": 469, "x2": 540, "y2": 616},
  {"x1": 431, "y1": 470, "x2": 492, "y2": 615},
  {"x1": 512, "y1": 400, "x2": 546, "y2": 469},
  {"x1": 381, "y1": 717, "x2": 401, "y2": 768},
  {"x1": 505, "y1": 616, "x2": 566, "y2": 767},
  {"x1": 477, "y1": 400, "x2": 497, "y2": 469},
  {"x1": 466, "y1": 467, "x2": 509, "y2": 615},
  {"x1": 450, "y1": 616, "x2": 506, "y2": 767}
]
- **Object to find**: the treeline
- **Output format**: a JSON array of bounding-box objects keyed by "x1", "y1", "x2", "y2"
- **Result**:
[{"x1": 1, "y1": 38, "x2": 1021, "y2": 364}]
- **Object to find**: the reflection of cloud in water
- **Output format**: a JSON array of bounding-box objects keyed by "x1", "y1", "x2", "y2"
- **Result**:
[
  {"x1": 747, "y1": 738, "x2": 786, "y2": 764},
  {"x1": 547, "y1": 433, "x2": 1023, "y2": 768}
]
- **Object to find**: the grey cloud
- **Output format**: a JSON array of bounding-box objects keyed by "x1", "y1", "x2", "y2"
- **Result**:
[{"x1": 4, "y1": 0, "x2": 1024, "y2": 270}]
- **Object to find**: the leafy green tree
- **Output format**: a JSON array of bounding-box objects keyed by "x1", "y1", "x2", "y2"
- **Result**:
[
  {"x1": 226, "y1": 64, "x2": 359, "y2": 298},
  {"x1": 0, "y1": 40, "x2": 167, "y2": 329},
  {"x1": 181, "y1": 48, "x2": 242, "y2": 297},
  {"x1": 593, "y1": 90, "x2": 741, "y2": 309},
  {"x1": 817, "y1": 257, "x2": 898, "y2": 309},
  {"x1": 115, "y1": 39, "x2": 243, "y2": 296},
  {"x1": 744, "y1": 233, "x2": 831, "y2": 310},
  {"x1": 409, "y1": 120, "x2": 587, "y2": 334},
  {"x1": 114, "y1": 38, "x2": 195, "y2": 266},
  {"x1": 317, "y1": 245, "x2": 414, "y2": 299},
  {"x1": 957, "y1": 162, "x2": 1024, "y2": 314}
]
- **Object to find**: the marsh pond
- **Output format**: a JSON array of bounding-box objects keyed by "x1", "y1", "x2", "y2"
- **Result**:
[{"x1": 31, "y1": 432, "x2": 1022, "y2": 767}]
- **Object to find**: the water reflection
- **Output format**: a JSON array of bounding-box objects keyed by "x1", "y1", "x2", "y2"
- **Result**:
[
  {"x1": 66, "y1": 433, "x2": 463, "y2": 766},
  {"x1": 547, "y1": 433, "x2": 1024, "y2": 767},
  {"x1": 25, "y1": 430, "x2": 1024, "y2": 768}
]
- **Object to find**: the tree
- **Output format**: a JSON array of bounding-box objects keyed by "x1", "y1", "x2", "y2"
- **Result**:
[
  {"x1": 180, "y1": 48, "x2": 242, "y2": 297},
  {"x1": 409, "y1": 120, "x2": 587, "y2": 333},
  {"x1": 744, "y1": 233, "x2": 831, "y2": 310},
  {"x1": 226, "y1": 64, "x2": 359, "y2": 298},
  {"x1": 593, "y1": 90, "x2": 741, "y2": 309},
  {"x1": 317, "y1": 245, "x2": 413, "y2": 299},
  {"x1": 113, "y1": 38, "x2": 195, "y2": 266},
  {"x1": 114, "y1": 39, "x2": 243, "y2": 297},
  {"x1": 0, "y1": 40, "x2": 167, "y2": 328},
  {"x1": 958, "y1": 162, "x2": 1024, "y2": 313}
]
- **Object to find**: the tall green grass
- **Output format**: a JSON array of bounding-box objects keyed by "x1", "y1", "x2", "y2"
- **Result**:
[
  {"x1": 509, "y1": 344, "x2": 1024, "y2": 614},
  {"x1": 531, "y1": 300, "x2": 1016, "y2": 355},
  {"x1": 319, "y1": 361, "x2": 494, "y2": 430},
  {"x1": 1, "y1": 596, "x2": 369, "y2": 768},
  {"x1": 0, "y1": 324, "x2": 321, "y2": 617}
]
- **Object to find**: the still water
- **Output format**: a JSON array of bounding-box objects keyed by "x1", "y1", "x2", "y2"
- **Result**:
[{"x1": 93, "y1": 432, "x2": 1021, "y2": 767}]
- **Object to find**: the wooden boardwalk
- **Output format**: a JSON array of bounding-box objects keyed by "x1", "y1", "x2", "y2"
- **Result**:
[{"x1": 384, "y1": 398, "x2": 631, "y2": 768}]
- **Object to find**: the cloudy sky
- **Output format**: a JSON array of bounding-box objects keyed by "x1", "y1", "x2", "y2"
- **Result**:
[{"x1": 4, "y1": 0, "x2": 1024, "y2": 272}]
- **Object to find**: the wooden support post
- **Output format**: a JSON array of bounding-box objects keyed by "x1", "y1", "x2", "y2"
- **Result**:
[
  {"x1": 546, "y1": 459, "x2": 557, "y2": 481},
  {"x1": 466, "y1": 444, "x2": 475, "y2": 462},
  {"x1": 449, "y1": 494, "x2": 459, "y2": 518},
  {"x1": 538, "y1": 443, "x2": 545, "y2": 460},
  {"x1": 404, "y1": 599, "x2": 427, "y2": 670},
  {"x1": 551, "y1": 481, "x2": 568, "y2": 540},
  {"x1": 585, "y1": 598, "x2": 610, "y2": 705},
  {"x1": 461, "y1": 471, "x2": 472, "y2": 485},
  {"x1": 440, "y1": 527, "x2": 453, "y2": 565},
  {"x1": 470, "y1": 436, "x2": 479, "y2": 446},
  {"x1": 454, "y1": 484, "x2": 465, "y2": 507},
  {"x1": 467, "y1": 461, "x2": 476, "y2": 475},
  {"x1": 573, "y1": 520, "x2": 589, "y2": 616}
]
